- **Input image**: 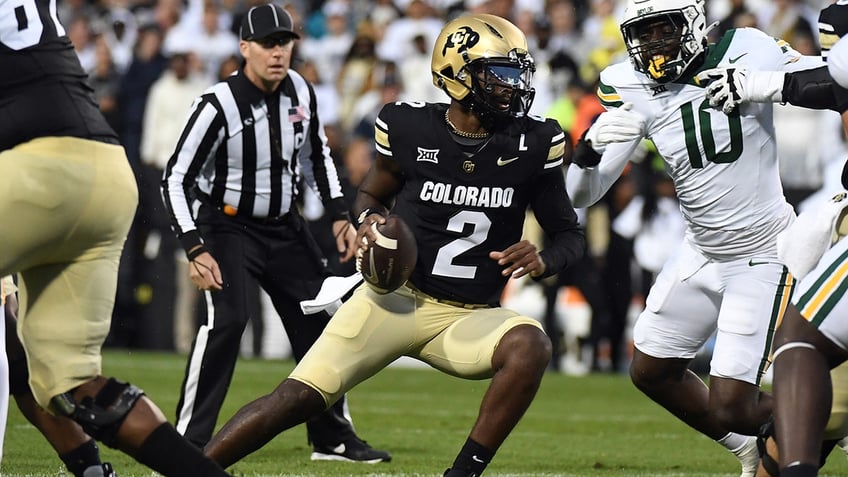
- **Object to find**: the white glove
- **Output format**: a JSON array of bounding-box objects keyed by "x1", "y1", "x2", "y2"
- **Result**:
[
  {"x1": 697, "y1": 67, "x2": 786, "y2": 114},
  {"x1": 299, "y1": 273, "x2": 364, "y2": 315},
  {"x1": 584, "y1": 102, "x2": 646, "y2": 154},
  {"x1": 777, "y1": 191, "x2": 848, "y2": 279}
]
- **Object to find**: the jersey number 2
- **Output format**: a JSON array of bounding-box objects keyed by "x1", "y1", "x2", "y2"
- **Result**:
[
  {"x1": 432, "y1": 210, "x2": 491, "y2": 279},
  {"x1": 1, "y1": 0, "x2": 64, "y2": 50}
]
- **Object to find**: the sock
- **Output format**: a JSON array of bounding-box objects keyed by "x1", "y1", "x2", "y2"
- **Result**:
[
  {"x1": 59, "y1": 439, "x2": 102, "y2": 477},
  {"x1": 136, "y1": 423, "x2": 231, "y2": 477},
  {"x1": 820, "y1": 439, "x2": 839, "y2": 466},
  {"x1": 780, "y1": 462, "x2": 818, "y2": 477},
  {"x1": 446, "y1": 438, "x2": 495, "y2": 477},
  {"x1": 717, "y1": 432, "x2": 750, "y2": 452}
]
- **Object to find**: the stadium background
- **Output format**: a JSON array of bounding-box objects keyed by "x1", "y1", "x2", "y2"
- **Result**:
[{"x1": 63, "y1": 0, "x2": 845, "y2": 376}]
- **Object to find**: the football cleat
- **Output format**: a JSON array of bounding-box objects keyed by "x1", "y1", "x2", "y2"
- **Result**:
[
  {"x1": 82, "y1": 462, "x2": 116, "y2": 477},
  {"x1": 311, "y1": 436, "x2": 391, "y2": 464},
  {"x1": 444, "y1": 468, "x2": 479, "y2": 477}
]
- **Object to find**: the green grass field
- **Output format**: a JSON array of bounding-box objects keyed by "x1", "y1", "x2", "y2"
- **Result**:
[{"x1": 3, "y1": 350, "x2": 847, "y2": 476}]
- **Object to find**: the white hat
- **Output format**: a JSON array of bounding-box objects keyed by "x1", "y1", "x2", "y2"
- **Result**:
[{"x1": 323, "y1": 1, "x2": 349, "y2": 17}]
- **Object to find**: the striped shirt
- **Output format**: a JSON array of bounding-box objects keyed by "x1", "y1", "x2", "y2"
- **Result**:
[{"x1": 162, "y1": 67, "x2": 347, "y2": 254}]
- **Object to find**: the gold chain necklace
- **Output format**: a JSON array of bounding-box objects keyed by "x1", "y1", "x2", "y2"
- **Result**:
[{"x1": 444, "y1": 109, "x2": 489, "y2": 139}]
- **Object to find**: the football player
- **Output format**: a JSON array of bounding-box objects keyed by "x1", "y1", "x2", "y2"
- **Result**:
[
  {"x1": 565, "y1": 0, "x2": 823, "y2": 475},
  {"x1": 699, "y1": 1, "x2": 848, "y2": 120},
  {"x1": 4, "y1": 276, "x2": 115, "y2": 476},
  {"x1": 698, "y1": 2, "x2": 848, "y2": 476},
  {"x1": 0, "y1": 276, "x2": 7, "y2": 465},
  {"x1": 203, "y1": 14, "x2": 586, "y2": 476},
  {"x1": 0, "y1": 0, "x2": 231, "y2": 475}
]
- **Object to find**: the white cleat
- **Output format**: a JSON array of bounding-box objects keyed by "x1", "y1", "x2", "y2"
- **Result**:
[{"x1": 733, "y1": 435, "x2": 759, "y2": 477}]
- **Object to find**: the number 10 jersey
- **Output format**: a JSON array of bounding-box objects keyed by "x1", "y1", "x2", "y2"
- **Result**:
[{"x1": 597, "y1": 27, "x2": 822, "y2": 260}]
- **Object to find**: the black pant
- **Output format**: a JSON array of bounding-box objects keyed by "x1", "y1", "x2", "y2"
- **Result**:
[
  {"x1": 542, "y1": 252, "x2": 612, "y2": 371},
  {"x1": 174, "y1": 204, "x2": 356, "y2": 447}
]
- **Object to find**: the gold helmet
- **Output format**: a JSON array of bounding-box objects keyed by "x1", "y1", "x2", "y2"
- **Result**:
[{"x1": 431, "y1": 14, "x2": 536, "y2": 120}]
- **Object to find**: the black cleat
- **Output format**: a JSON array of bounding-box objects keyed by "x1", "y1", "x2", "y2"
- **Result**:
[
  {"x1": 444, "y1": 469, "x2": 480, "y2": 477},
  {"x1": 83, "y1": 462, "x2": 116, "y2": 477},
  {"x1": 311, "y1": 436, "x2": 391, "y2": 463}
]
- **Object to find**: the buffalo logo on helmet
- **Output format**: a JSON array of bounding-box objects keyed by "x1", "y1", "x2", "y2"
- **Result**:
[{"x1": 441, "y1": 26, "x2": 480, "y2": 58}]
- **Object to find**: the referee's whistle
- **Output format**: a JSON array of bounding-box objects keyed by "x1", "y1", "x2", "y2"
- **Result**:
[{"x1": 223, "y1": 205, "x2": 238, "y2": 216}]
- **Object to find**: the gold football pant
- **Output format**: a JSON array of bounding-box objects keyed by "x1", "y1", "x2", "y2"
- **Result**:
[
  {"x1": 826, "y1": 362, "x2": 848, "y2": 440},
  {"x1": 0, "y1": 137, "x2": 137, "y2": 408},
  {"x1": 290, "y1": 283, "x2": 544, "y2": 406}
]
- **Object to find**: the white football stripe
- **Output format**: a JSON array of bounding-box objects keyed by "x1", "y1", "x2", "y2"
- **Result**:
[{"x1": 371, "y1": 223, "x2": 398, "y2": 250}]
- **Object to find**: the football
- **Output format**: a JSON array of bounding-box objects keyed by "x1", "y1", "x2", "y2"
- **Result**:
[{"x1": 358, "y1": 214, "x2": 417, "y2": 294}]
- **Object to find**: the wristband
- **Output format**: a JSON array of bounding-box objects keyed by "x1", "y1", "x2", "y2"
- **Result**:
[
  {"x1": 355, "y1": 208, "x2": 386, "y2": 226},
  {"x1": 333, "y1": 210, "x2": 352, "y2": 224},
  {"x1": 747, "y1": 70, "x2": 785, "y2": 103},
  {"x1": 327, "y1": 198, "x2": 352, "y2": 223},
  {"x1": 187, "y1": 245, "x2": 208, "y2": 261}
]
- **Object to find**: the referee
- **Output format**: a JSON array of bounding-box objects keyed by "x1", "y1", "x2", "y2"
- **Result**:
[{"x1": 162, "y1": 3, "x2": 390, "y2": 462}]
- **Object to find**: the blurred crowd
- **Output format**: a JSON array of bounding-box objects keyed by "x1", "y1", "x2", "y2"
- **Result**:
[{"x1": 69, "y1": 0, "x2": 846, "y2": 372}]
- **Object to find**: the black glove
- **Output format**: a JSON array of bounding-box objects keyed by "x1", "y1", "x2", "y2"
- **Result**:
[{"x1": 572, "y1": 138, "x2": 602, "y2": 168}]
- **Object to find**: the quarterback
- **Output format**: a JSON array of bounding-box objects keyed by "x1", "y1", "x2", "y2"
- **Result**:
[
  {"x1": 204, "y1": 14, "x2": 585, "y2": 476},
  {"x1": 566, "y1": 0, "x2": 822, "y2": 475}
]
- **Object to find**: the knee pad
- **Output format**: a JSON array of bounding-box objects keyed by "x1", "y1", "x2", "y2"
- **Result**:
[{"x1": 49, "y1": 378, "x2": 145, "y2": 448}]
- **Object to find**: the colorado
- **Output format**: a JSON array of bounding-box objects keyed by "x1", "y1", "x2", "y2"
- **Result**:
[{"x1": 419, "y1": 181, "x2": 514, "y2": 208}]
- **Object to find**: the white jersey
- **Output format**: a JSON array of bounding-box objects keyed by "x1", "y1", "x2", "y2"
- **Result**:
[{"x1": 568, "y1": 27, "x2": 824, "y2": 260}]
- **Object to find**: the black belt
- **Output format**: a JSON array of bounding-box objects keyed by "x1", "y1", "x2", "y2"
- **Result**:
[
  {"x1": 406, "y1": 284, "x2": 490, "y2": 309},
  {"x1": 197, "y1": 192, "x2": 292, "y2": 225},
  {"x1": 247, "y1": 214, "x2": 292, "y2": 225}
]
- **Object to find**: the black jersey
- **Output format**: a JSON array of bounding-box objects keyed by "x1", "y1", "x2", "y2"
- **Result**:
[
  {"x1": 782, "y1": 2, "x2": 848, "y2": 114},
  {"x1": 375, "y1": 101, "x2": 583, "y2": 305},
  {"x1": 820, "y1": 1, "x2": 848, "y2": 58},
  {"x1": 0, "y1": 0, "x2": 117, "y2": 150}
]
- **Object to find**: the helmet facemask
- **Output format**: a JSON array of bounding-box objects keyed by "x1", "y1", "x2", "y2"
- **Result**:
[
  {"x1": 621, "y1": 5, "x2": 705, "y2": 83},
  {"x1": 431, "y1": 14, "x2": 537, "y2": 129},
  {"x1": 461, "y1": 52, "x2": 536, "y2": 123}
]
